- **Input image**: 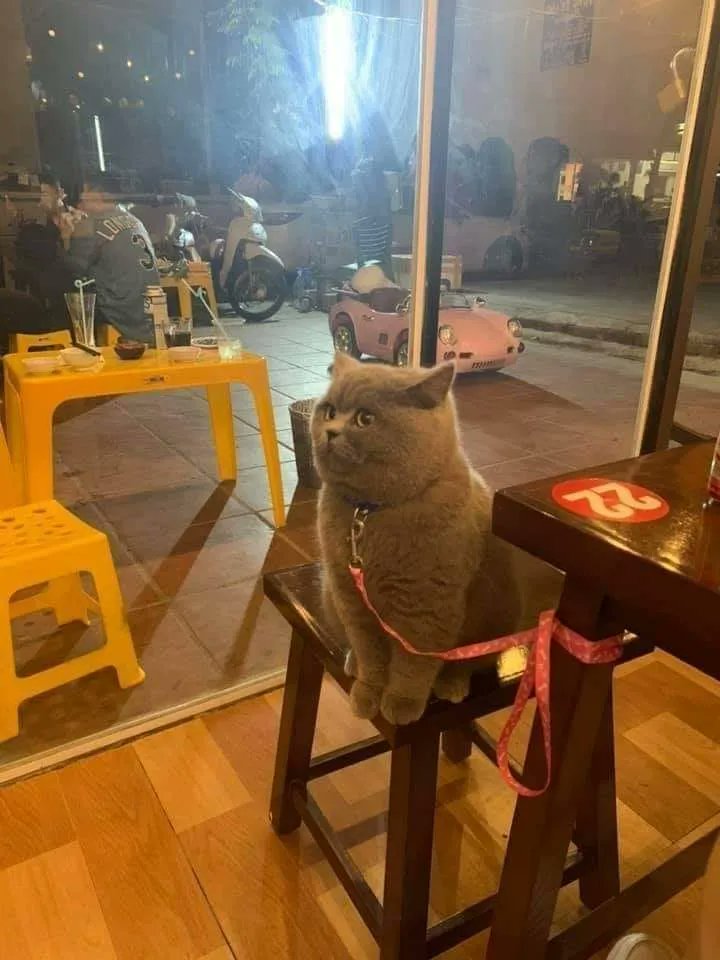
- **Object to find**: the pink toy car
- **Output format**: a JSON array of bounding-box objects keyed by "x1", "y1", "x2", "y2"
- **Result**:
[{"x1": 329, "y1": 288, "x2": 525, "y2": 372}]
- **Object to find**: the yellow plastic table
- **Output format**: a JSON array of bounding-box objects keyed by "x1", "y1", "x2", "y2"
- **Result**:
[{"x1": 3, "y1": 347, "x2": 286, "y2": 526}]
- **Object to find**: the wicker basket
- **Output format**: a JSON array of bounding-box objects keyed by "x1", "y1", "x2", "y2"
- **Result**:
[{"x1": 289, "y1": 399, "x2": 322, "y2": 489}]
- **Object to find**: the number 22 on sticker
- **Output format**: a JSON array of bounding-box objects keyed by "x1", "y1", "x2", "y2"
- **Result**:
[{"x1": 551, "y1": 478, "x2": 670, "y2": 523}]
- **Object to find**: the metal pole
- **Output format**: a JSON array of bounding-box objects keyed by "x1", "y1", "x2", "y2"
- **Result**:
[
  {"x1": 408, "y1": 0, "x2": 457, "y2": 367},
  {"x1": 634, "y1": 0, "x2": 720, "y2": 454}
]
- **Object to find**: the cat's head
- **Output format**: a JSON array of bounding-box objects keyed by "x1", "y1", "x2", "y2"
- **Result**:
[{"x1": 311, "y1": 353, "x2": 460, "y2": 505}]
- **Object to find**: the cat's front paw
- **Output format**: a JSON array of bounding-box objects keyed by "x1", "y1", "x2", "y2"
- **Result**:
[
  {"x1": 344, "y1": 648, "x2": 358, "y2": 678},
  {"x1": 381, "y1": 691, "x2": 427, "y2": 725},
  {"x1": 350, "y1": 680, "x2": 381, "y2": 719},
  {"x1": 433, "y1": 669, "x2": 471, "y2": 704}
]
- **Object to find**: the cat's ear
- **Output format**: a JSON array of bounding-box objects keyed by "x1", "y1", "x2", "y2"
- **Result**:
[
  {"x1": 329, "y1": 351, "x2": 359, "y2": 378},
  {"x1": 404, "y1": 363, "x2": 455, "y2": 409}
]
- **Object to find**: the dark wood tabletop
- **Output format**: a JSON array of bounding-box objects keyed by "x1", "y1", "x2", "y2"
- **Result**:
[{"x1": 492, "y1": 441, "x2": 720, "y2": 680}]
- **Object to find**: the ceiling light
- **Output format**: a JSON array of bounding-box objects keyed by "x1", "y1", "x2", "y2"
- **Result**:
[
  {"x1": 47, "y1": 28, "x2": 56, "y2": 37},
  {"x1": 77, "y1": 71, "x2": 85, "y2": 79},
  {"x1": 188, "y1": 48, "x2": 196, "y2": 56},
  {"x1": 143, "y1": 74, "x2": 150, "y2": 82},
  {"x1": 126, "y1": 59, "x2": 133, "y2": 68},
  {"x1": 174, "y1": 71, "x2": 182, "y2": 79},
  {"x1": 96, "y1": 42, "x2": 104, "y2": 52}
]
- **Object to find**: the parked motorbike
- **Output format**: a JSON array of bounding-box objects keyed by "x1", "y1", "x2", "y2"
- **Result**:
[
  {"x1": 210, "y1": 190, "x2": 287, "y2": 322},
  {"x1": 161, "y1": 195, "x2": 209, "y2": 263},
  {"x1": 160, "y1": 190, "x2": 287, "y2": 323}
]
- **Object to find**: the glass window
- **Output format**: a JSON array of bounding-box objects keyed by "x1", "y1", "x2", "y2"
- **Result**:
[
  {"x1": 440, "y1": 0, "x2": 710, "y2": 496},
  {"x1": 0, "y1": 0, "x2": 422, "y2": 771}
]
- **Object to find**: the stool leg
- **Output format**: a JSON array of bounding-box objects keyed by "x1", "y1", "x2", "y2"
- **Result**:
[
  {"x1": 442, "y1": 723, "x2": 474, "y2": 763},
  {"x1": 487, "y1": 580, "x2": 618, "y2": 960},
  {"x1": 91, "y1": 549, "x2": 144, "y2": 688},
  {"x1": 46, "y1": 574, "x2": 92, "y2": 627},
  {"x1": 204, "y1": 278, "x2": 219, "y2": 316},
  {"x1": 381, "y1": 732, "x2": 440, "y2": 959},
  {"x1": 180, "y1": 283, "x2": 193, "y2": 319},
  {"x1": 0, "y1": 603, "x2": 20, "y2": 739},
  {"x1": 575, "y1": 691, "x2": 620, "y2": 908},
  {"x1": 4, "y1": 377, "x2": 25, "y2": 504},
  {"x1": 270, "y1": 629, "x2": 323, "y2": 834},
  {"x1": 206, "y1": 383, "x2": 237, "y2": 482}
]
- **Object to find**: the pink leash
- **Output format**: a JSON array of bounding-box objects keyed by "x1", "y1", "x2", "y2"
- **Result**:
[{"x1": 349, "y1": 565, "x2": 623, "y2": 797}]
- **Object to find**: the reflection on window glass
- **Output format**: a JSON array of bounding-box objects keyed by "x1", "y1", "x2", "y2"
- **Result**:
[
  {"x1": 0, "y1": 0, "x2": 426, "y2": 768},
  {"x1": 448, "y1": 0, "x2": 701, "y2": 282},
  {"x1": 0, "y1": 0, "x2": 425, "y2": 333},
  {"x1": 440, "y1": 0, "x2": 716, "y2": 494}
]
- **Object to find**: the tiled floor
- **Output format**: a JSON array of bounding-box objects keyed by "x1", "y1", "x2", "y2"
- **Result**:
[
  {"x1": 0, "y1": 648, "x2": 717, "y2": 959},
  {"x1": 2, "y1": 306, "x2": 719, "y2": 776}
]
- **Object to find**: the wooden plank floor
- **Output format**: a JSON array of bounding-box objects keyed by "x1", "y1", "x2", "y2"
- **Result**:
[{"x1": 0, "y1": 649, "x2": 717, "y2": 959}]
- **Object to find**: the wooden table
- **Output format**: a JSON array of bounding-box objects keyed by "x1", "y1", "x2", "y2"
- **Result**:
[
  {"x1": 487, "y1": 442, "x2": 720, "y2": 959},
  {"x1": 3, "y1": 347, "x2": 286, "y2": 526}
]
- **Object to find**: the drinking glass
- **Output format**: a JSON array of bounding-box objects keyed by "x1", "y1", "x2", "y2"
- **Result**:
[
  {"x1": 218, "y1": 338, "x2": 243, "y2": 360},
  {"x1": 64, "y1": 292, "x2": 97, "y2": 347},
  {"x1": 163, "y1": 317, "x2": 192, "y2": 348}
]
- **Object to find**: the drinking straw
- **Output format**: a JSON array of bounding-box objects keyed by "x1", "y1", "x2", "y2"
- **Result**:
[
  {"x1": 73, "y1": 278, "x2": 96, "y2": 346},
  {"x1": 179, "y1": 278, "x2": 233, "y2": 342}
]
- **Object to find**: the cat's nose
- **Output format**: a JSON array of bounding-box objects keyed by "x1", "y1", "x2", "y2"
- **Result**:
[{"x1": 326, "y1": 428, "x2": 339, "y2": 443}]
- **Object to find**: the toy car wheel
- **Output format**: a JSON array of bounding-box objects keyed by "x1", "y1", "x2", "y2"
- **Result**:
[
  {"x1": 332, "y1": 318, "x2": 360, "y2": 358},
  {"x1": 395, "y1": 335, "x2": 409, "y2": 367}
]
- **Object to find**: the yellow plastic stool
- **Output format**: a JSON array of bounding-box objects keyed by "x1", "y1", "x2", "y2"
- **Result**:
[
  {"x1": 10, "y1": 330, "x2": 72, "y2": 353},
  {"x1": 161, "y1": 264, "x2": 219, "y2": 319},
  {"x1": 0, "y1": 427, "x2": 144, "y2": 740}
]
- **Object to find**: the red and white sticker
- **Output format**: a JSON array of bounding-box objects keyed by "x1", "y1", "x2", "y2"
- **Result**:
[{"x1": 551, "y1": 477, "x2": 670, "y2": 523}]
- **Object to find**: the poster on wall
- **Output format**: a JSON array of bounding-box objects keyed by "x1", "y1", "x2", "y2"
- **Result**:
[{"x1": 541, "y1": 0, "x2": 594, "y2": 71}]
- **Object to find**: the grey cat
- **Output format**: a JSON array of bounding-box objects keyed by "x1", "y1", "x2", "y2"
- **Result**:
[{"x1": 312, "y1": 353, "x2": 522, "y2": 725}]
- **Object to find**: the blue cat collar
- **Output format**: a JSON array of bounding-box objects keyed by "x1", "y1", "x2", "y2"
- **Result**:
[{"x1": 343, "y1": 498, "x2": 381, "y2": 512}]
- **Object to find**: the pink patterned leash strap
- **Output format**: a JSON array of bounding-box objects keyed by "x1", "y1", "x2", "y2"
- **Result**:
[{"x1": 348, "y1": 565, "x2": 623, "y2": 797}]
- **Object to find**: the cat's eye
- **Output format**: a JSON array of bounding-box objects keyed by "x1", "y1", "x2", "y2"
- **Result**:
[
  {"x1": 324, "y1": 404, "x2": 337, "y2": 421},
  {"x1": 354, "y1": 409, "x2": 375, "y2": 428}
]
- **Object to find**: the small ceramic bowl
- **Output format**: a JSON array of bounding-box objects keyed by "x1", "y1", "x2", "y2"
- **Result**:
[
  {"x1": 114, "y1": 339, "x2": 146, "y2": 361},
  {"x1": 61, "y1": 346, "x2": 102, "y2": 370},
  {"x1": 22, "y1": 355, "x2": 61, "y2": 375},
  {"x1": 168, "y1": 346, "x2": 201, "y2": 363}
]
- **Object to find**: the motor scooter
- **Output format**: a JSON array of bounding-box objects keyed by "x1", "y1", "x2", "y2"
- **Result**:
[{"x1": 209, "y1": 189, "x2": 287, "y2": 322}]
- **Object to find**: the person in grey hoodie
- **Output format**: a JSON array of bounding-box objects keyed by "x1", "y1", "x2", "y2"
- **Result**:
[{"x1": 68, "y1": 176, "x2": 159, "y2": 342}]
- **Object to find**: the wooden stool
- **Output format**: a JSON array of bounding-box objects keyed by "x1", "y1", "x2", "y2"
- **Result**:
[{"x1": 265, "y1": 564, "x2": 647, "y2": 959}]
